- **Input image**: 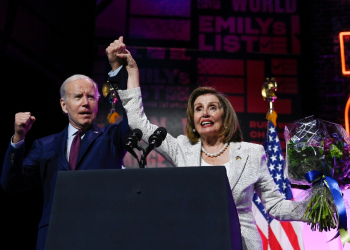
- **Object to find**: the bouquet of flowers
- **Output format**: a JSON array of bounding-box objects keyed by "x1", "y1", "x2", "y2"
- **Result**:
[{"x1": 284, "y1": 115, "x2": 350, "y2": 233}]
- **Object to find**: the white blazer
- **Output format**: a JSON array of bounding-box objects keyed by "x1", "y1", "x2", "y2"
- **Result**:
[{"x1": 119, "y1": 88, "x2": 303, "y2": 250}]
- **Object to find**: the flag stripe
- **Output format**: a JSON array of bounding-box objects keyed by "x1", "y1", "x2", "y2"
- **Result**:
[
  {"x1": 268, "y1": 227, "x2": 283, "y2": 250},
  {"x1": 270, "y1": 220, "x2": 294, "y2": 250},
  {"x1": 291, "y1": 221, "x2": 304, "y2": 249},
  {"x1": 280, "y1": 222, "x2": 301, "y2": 250},
  {"x1": 257, "y1": 225, "x2": 269, "y2": 250}
]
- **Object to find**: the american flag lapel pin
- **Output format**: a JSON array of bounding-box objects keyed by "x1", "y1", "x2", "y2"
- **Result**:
[{"x1": 235, "y1": 156, "x2": 242, "y2": 160}]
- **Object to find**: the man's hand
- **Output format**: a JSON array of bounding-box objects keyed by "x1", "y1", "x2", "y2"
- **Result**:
[
  {"x1": 13, "y1": 112, "x2": 36, "y2": 143},
  {"x1": 106, "y1": 36, "x2": 127, "y2": 71},
  {"x1": 117, "y1": 49, "x2": 140, "y2": 89}
]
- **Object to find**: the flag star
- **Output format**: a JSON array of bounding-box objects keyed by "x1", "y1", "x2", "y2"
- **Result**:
[
  {"x1": 277, "y1": 164, "x2": 282, "y2": 171},
  {"x1": 269, "y1": 135, "x2": 273, "y2": 142},
  {"x1": 268, "y1": 145, "x2": 272, "y2": 151},
  {"x1": 274, "y1": 173, "x2": 282, "y2": 181},
  {"x1": 255, "y1": 197, "x2": 261, "y2": 204},
  {"x1": 269, "y1": 163, "x2": 275, "y2": 171},
  {"x1": 262, "y1": 208, "x2": 266, "y2": 214},
  {"x1": 273, "y1": 145, "x2": 279, "y2": 153},
  {"x1": 270, "y1": 154, "x2": 277, "y2": 162},
  {"x1": 281, "y1": 193, "x2": 286, "y2": 199},
  {"x1": 279, "y1": 154, "x2": 284, "y2": 161},
  {"x1": 282, "y1": 182, "x2": 287, "y2": 190},
  {"x1": 274, "y1": 136, "x2": 279, "y2": 143},
  {"x1": 269, "y1": 126, "x2": 276, "y2": 134}
]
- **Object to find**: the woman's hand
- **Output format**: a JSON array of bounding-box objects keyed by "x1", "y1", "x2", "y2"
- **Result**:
[
  {"x1": 105, "y1": 36, "x2": 126, "y2": 71},
  {"x1": 117, "y1": 49, "x2": 140, "y2": 89}
]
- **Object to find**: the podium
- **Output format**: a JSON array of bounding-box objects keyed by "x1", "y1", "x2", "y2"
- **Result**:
[{"x1": 45, "y1": 166, "x2": 242, "y2": 250}]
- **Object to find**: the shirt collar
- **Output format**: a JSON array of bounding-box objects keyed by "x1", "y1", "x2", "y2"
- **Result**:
[{"x1": 68, "y1": 123, "x2": 79, "y2": 139}]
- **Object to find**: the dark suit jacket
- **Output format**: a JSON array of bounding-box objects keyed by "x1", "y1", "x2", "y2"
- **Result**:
[{"x1": 1, "y1": 66, "x2": 130, "y2": 250}]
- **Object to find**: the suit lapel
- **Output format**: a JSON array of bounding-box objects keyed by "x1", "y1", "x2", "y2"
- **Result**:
[
  {"x1": 75, "y1": 125, "x2": 102, "y2": 170},
  {"x1": 228, "y1": 142, "x2": 248, "y2": 190},
  {"x1": 55, "y1": 127, "x2": 70, "y2": 171}
]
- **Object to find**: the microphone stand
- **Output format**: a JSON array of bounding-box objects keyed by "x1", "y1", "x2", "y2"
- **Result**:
[
  {"x1": 134, "y1": 144, "x2": 157, "y2": 168},
  {"x1": 136, "y1": 145, "x2": 147, "y2": 168}
]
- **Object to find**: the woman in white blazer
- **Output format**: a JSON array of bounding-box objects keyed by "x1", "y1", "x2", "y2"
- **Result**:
[{"x1": 107, "y1": 39, "x2": 305, "y2": 250}]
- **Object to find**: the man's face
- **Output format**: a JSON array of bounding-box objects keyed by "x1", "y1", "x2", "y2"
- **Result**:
[{"x1": 60, "y1": 78, "x2": 98, "y2": 130}]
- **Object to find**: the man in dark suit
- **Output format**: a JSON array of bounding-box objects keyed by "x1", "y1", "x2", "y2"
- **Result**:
[{"x1": 1, "y1": 37, "x2": 129, "y2": 250}]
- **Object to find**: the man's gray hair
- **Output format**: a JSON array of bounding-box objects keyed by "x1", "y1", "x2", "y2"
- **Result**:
[{"x1": 60, "y1": 74, "x2": 101, "y2": 101}]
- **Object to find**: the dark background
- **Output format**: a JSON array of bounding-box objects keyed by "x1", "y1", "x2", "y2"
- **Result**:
[
  {"x1": 1, "y1": 1, "x2": 96, "y2": 249},
  {"x1": 1, "y1": 0, "x2": 350, "y2": 249}
]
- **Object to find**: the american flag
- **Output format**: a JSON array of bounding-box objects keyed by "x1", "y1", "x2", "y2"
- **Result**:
[{"x1": 252, "y1": 120, "x2": 304, "y2": 250}]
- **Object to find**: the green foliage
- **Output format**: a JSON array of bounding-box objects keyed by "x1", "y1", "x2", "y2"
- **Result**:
[
  {"x1": 287, "y1": 138, "x2": 344, "y2": 233},
  {"x1": 301, "y1": 189, "x2": 337, "y2": 232},
  {"x1": 287, "y1": 139, "x2": 343, "y2": 178},
  {"x1": 329, "y1": 144, "x2": 343, "y2": 159}
]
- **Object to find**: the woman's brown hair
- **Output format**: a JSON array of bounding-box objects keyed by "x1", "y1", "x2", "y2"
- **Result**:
[{"x1": 185, "y1": 86, "x2": 243, "y2": 144}]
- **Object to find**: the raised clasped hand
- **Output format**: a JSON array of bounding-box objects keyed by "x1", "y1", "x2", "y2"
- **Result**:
[
  {"x1": 13, "y1": 112, "x2": 36, "y2": 143},
  {"x1": 106, "y1": 36, "x2": 127, "y2": 71}
]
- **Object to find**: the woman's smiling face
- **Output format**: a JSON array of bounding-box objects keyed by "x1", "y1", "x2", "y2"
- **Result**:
[{"x1": 193, "y1": 93, "x2": 224, "y2": 139}]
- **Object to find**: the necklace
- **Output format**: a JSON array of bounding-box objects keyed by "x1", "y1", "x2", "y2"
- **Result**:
[{"x1": 201, "y1": 142, "x2": 228, "y2": 157}]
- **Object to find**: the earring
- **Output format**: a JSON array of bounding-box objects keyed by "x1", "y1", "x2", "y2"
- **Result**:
[{"x1": 193, "y1": 129, "x2": 196, "y2": 132}]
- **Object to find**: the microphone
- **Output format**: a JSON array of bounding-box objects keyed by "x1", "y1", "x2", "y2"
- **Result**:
[
  {"x1": 144, "y1": 127, "x2": 167, "y2": 156},
  {"x1": 149, "y1": 127, "x2": 167, "y2": 147},
  {"x1": 125, "y1": 128, "x2": 143, "y2": 151}
]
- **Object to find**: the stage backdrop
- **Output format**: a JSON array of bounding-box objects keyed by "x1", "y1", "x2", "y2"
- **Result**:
[{"x1": 93, "y1": 0, "x2": 302, "y2": 168}]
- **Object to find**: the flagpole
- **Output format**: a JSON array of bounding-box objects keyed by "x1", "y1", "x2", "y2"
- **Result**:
[
  {"x1": 261, "y1": 77, "x2": 279, "y2": 249},
  {"x1": 260, "y1": 77, "x2": 305, "y2": 250}
]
